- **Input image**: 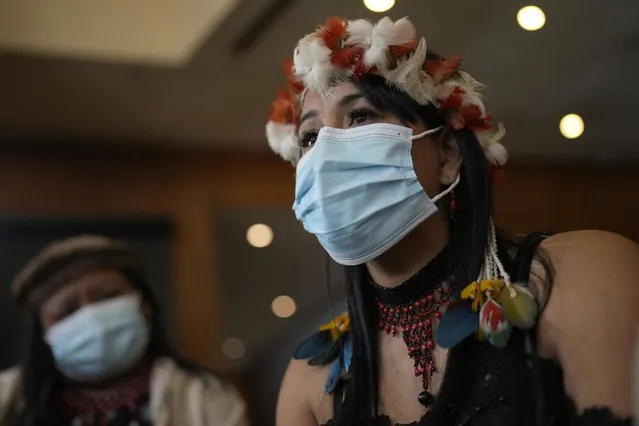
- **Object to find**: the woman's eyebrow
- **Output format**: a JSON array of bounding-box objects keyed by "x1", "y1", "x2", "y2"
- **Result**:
[{"x1": 299, "y1": 110, "x2": 318, "y2": 126}]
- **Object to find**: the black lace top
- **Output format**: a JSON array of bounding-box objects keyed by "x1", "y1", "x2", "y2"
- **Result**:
[
  {"x1": 295, "y1": 233, "x2": 633, "y2": 426},
  {"x1": 323, "y1": 335, "x2": 630, "y2": 426}
]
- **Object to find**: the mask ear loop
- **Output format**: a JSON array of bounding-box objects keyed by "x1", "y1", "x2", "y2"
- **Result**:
[
  {"x1": 411, "y1": 125, "x2": 444, "y2": 140},
  {"x1": 432, "y1": 174, "x2": 461, "y2": 203}
]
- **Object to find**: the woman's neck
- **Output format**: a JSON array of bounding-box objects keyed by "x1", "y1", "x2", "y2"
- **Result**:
[{"x1": 366, "y1": 213, "x2": 449, "y2": 288}]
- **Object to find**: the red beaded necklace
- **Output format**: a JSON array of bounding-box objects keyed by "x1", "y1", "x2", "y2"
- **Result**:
[{"x1": 372, "y1": 248, "x2": 451, "y2": 406}]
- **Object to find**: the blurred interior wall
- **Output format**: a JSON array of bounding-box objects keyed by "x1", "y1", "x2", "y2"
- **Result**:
[
  {"x1": 0, "y1": 146, "x2": 637, "y2": 392},
  {"x1": 0, "y1": 146, "x2": 292, "y2": 372}
]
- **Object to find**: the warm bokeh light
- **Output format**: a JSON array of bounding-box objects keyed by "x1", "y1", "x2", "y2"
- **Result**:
[
  {"x1": 271, "y1": 295, "x2": 297, "y2": 318},
  {"x1": 221, "y1": 337, "x2": 246, "y2": 359},
  {"x1": 246, "y1": 223, "x2": 273, "y2": 248},
  {"x1": 363, "y1": 0, "x2": 395, "y2": 13},
  {"x1": 517, "y1": 6, "x2": 546, "y2": 31},
  {"x1": 559, "y1": 114, "x2": 585, "y2": 139}
]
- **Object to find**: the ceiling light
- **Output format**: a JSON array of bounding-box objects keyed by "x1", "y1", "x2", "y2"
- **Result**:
[
  {"x1": 363, "y1": 0, "x2": 395, "y2": 13},
  {"x1": 246, "y1": 223, "x2": 273, "y2": 248},
  {"x1": 517, "y1": 6, "x2": 546, "y2": 31},
  {"x1": 221, "y1": 337, "x2": 246, "y2": 360},
  {"x1": 559, "y1": 114, "x2": 585, "y2": 139},
  {"x1": 271, "y1": 295, "x2": 297, "y2": 318}
]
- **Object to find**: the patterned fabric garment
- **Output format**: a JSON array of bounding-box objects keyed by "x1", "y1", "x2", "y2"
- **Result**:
[
  {"x1": 61, "y1": 362, "x2": 152, "y2": 426},
  {"x1": 68, "y1": 393, "x2": 152, "y2": 426}
]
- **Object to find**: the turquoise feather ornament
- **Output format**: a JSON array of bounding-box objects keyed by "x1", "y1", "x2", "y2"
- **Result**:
[
  {"x1": 293, "y1": 330, "x2": 332, "y2": 360},
  {"x1": 309, "y1": 332, "x2": 346, "y2": 366},
  {"x1": 324, "y1": 336, "x2": 353, "y2": 393}
]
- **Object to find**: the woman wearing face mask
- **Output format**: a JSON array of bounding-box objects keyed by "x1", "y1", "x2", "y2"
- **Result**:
[
  {"x1": 0, "y1": 235, "x2": 248, "y2": 426},
  {"x1": 267, "y1": 16, "x2": 638, "y2": 426}
]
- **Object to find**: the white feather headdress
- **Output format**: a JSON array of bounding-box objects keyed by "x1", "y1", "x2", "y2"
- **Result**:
[{"x1": 266, "y1": 16, "x2": 507, "y2": 170}]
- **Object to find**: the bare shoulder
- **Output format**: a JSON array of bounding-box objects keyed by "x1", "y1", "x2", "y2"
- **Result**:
[
  {"x1": 535, "y1": 230, "x2": 639, "y2": 416},
  {"x1": 276, "y1": 358, "x2": 334, "y2": 426},
  {"x1": 541, "y1": 229, "x2": 638, "y2": 270},
  {"x1": 537, "y1": 230, "x2": 639, "y2": 313}
]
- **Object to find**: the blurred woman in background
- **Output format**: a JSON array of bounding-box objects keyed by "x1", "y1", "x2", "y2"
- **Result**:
[
  {"x1": 266, "y1": 15, "x2": 638, "y2": 426},
  {"x1": 0, "y1": 235, "x2": 247, "y2": 426}
]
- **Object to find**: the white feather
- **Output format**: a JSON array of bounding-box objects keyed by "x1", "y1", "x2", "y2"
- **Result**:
[
  {"x1": 476, "y1": 122, "x2": 505, "y2": 147},
  {"x1": 266, "y1": 122, "x2": 300, "y2": 164},
  {"x1": 364, "y1": 17, "x2": 394, "y2": 68},
  {"x1": 433, "y1": 81, "x2": 457, "y2": 101},
  {"x1": 384, "y1": 37, "x2": 432, "y2": 103},
  {"x1": 293, "y1": 36, "x2": 333, "y2": 92},
  {"x1": 486, "y1": 142, "x2": 509, "y2": 166},
  {"x1": 388, "y1": 17, "x2": 416, "y2": 46},
  {"x1": 412, "y1": 71, "x2": 438, "y2": 104},
  {"x1": 455, "y1": 70, "x2": 486, "y2": 114},
  {"x1": 463, "y1": 92, "x2": 487, "y2": 114},
  {"x1": 294, "y1": 36, "x2": 331, "y2": 78},
  {"x1": 304, "y1": 61, "x2": 335, "y2": 92},
  {"x1": 491, "y1": 122, "x2": 507, "y2": 144},
  {"x1": 266, "y1": 121, "x2": 282, "y2": 153},
  {"x1": 477, "y1": 123, "x2": 508, "y2": 166},
  {"x1": 456, "y1": 70, "x2": 484, "y2": 92},
  {"x1": 346, "y1": 19, "x2": 374, "y2": 47},
  {"x1": 363, "y1": 17, "x2": 416, "y2": 70}
]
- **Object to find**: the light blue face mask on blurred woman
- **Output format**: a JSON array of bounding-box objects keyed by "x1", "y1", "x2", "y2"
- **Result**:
[
  {"x1": 45, "y1": 294, "x2": 150, "y2": 382},
  {"x1": 293, "y1": 123, "x2": 459, "y2": 266}
]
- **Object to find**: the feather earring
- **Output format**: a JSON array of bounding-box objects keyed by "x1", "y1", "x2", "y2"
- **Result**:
[{"x1": 437, "y1": 219, "x2": 539, "y2": 349}]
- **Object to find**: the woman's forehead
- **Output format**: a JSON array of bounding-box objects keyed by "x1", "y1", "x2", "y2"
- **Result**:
[{"x1": 301, "y1": 81, "x2": 361, "y2": 114}]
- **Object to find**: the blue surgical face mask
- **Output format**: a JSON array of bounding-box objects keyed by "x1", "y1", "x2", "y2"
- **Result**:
[
  {"x1": 293, "y1": 123, "x2": 459, "y2": 266},
  {"x1": 45, "y1": 294, "x2": 150, "y2": 382}
]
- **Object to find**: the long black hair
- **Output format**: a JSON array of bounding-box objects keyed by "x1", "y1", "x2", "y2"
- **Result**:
[
  {"x1": 337, "y1": 71, "x2": 554, "y2": 425},
  {"x1": 18, "y1": 266, "x2": 213, "y2": 426}
]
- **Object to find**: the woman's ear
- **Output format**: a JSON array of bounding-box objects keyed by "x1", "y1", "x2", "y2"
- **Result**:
[{"x1": 438, "y1": 131, "x2": 462, "y2": 185}]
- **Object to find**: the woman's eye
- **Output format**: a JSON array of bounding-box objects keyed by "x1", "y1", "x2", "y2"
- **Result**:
[
  {"x1": 299, "y1": 131, "x2": 318, "y2": 148},
  {"x1": 346, "y1": 108, "x2": 377, "y2": 127}
]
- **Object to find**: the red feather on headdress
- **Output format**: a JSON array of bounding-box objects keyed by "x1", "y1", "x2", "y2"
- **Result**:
[
  {"x1": 389, "y1": 39, "x2": 417, "y2": 58},
  {"x1": 319, "y1": 17, "x2": 359, "y2": 69},
  {"x1": 319, "y1": 17, "x2": 347, "y2": 50},
  {"x1": 460, "y1": 105, "x2": 492, "y2": 130},
  {"x1": 426, "y1": 54, "x2": 462, "y2": 83},
  {"x1": 331, "y1": 46, "x2": 361, "y2": 68},
  {"x1": 269, "y1": 89, "x2": 297, "y2": 124},
  {"x1": 439, "y1": 87, "x2": 465, "y2": 110},
  {"x1": 353, "y1": 53, "x2": 377, "y2": 80}
]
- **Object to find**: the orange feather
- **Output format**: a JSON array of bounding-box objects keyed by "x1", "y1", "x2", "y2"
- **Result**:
[
  {"x1": 331, "y1": 47, "x2": 361, "y2": 68},
  {"x1": 389, "y1": 40, "x2": 417, "y2": 58},
  {"x1": 269, "y1": 89, "x2": 296, "y2": 124},
  {"x1": 439, "y1": 87, "x2": 465, "y2": 110},
  {"x1": 320, "y1": 16, "x2": 347, "y2": 50},
  {"x1": 426, "y1": 54, "x2": 462, "y2": 83},
  {"x1": 460, "y1": 105, "x2": 492, "y2": 130}
]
